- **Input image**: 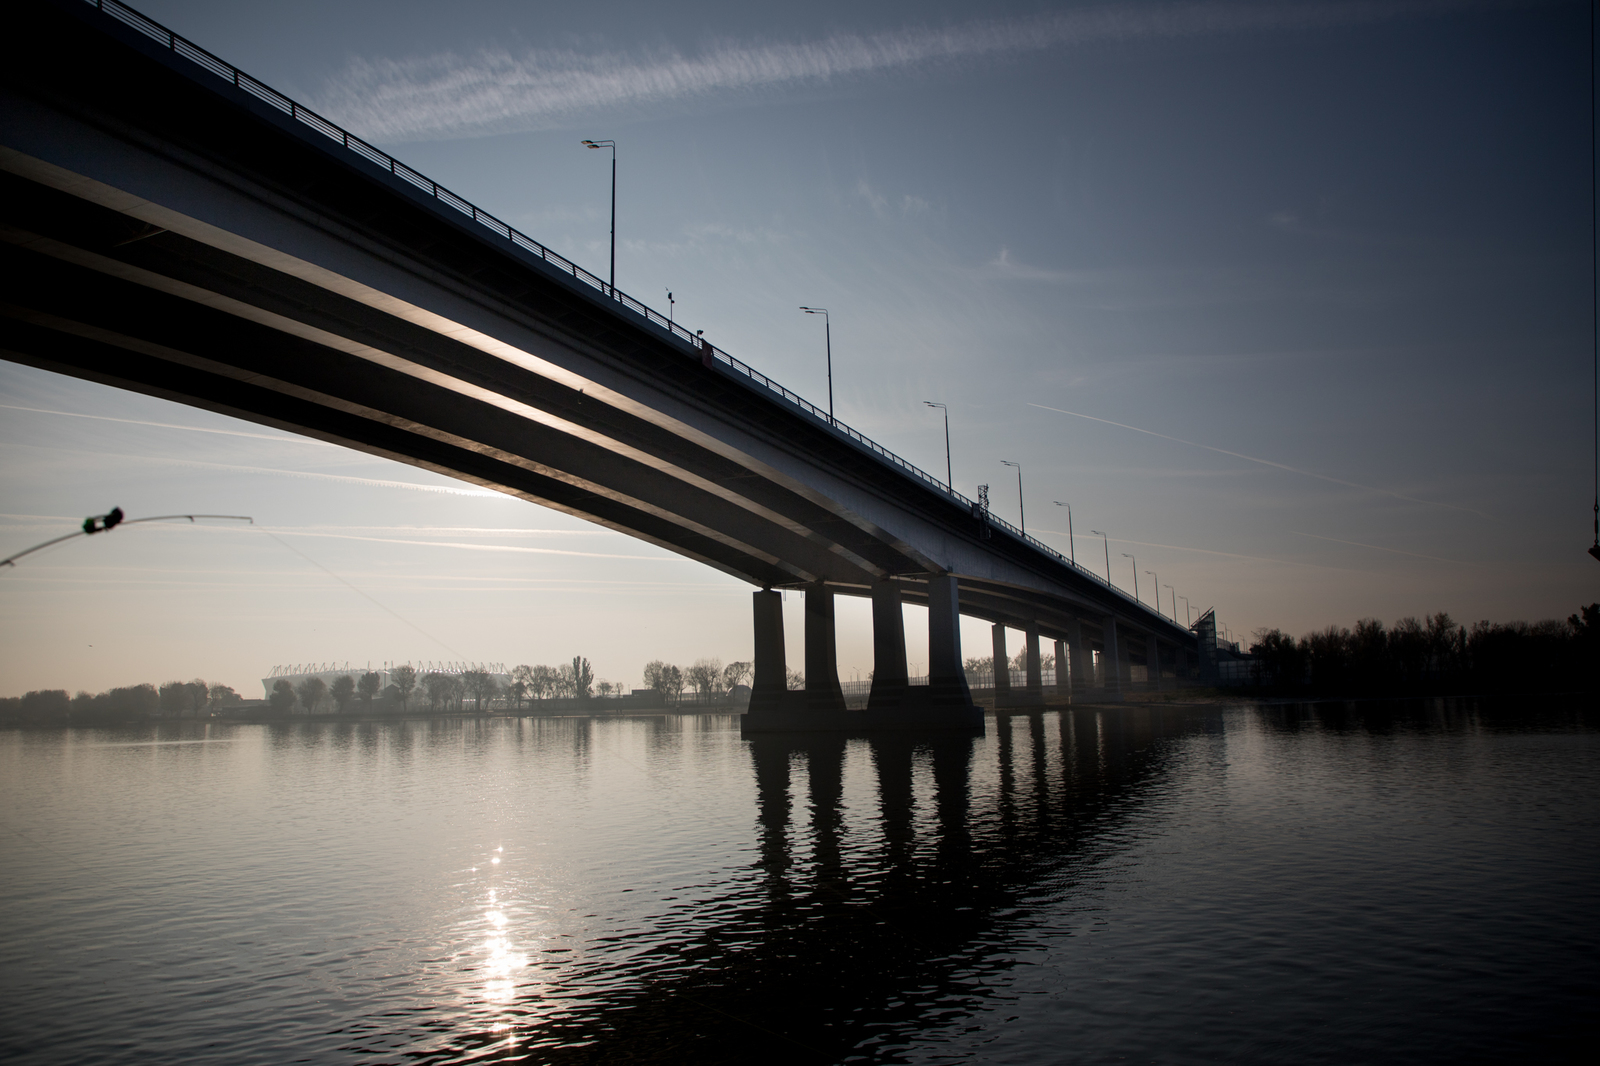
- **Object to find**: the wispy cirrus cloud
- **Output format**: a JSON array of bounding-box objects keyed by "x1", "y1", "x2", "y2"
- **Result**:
[{"x1": 318, "y1": 0, "x2": 1529, "y2": 142}]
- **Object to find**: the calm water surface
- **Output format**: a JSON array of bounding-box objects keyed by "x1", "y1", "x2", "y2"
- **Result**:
[{"x1": 1, "y1": 701, "x2": 1594, "y2": 1064}]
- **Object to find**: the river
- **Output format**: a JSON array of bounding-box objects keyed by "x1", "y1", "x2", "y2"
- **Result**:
[{"x1": 0, "y1": 699, "x2": 1594, "y2": 1064}]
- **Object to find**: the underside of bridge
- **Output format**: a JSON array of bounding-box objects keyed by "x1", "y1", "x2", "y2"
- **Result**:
[{"x1": 1, "y1": 0, "x2": 1203, "y2": 730}]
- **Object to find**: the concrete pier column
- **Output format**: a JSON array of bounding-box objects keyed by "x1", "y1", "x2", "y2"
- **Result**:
[
  {"x1": 1102, "y1": 614, "x2": 1124, "y2": 702},
  {"x1": 926, "y1": 574, "x2": 973, "y2": 707},
  {"x1": 991, "y1": 624, "x2": 1011, "y2": 699},
  {"x1": 1068, "y1": 616, "x2": 1092, "y2": 703},
  {"x1": 867, "y1": 578, "x2": 909, "y2": 711},
  {"x1": 1054, "y1": 639, "x2": 1068, "y2": 699},
  {"x1": 1024, "y1": 626, "x2": 1043, "y2": 699},
  {"x1": 1150, "y1": 637, "x2": 1164, "y2": 692},
  {"x1": 804, "y1": 582, "x2": 847, "y2": 712},
  {"x1": 749, "y1": 589, "x2": 787, "y2": 713}
]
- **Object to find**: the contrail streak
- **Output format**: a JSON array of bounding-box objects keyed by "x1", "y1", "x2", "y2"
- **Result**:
[
  {"x1": 319, "y1": 0, "x2": 1534, "y2": 141},
  {"x1": 1289, "y1": 530, "x2": 1471, "y2": 564},
  {"x1": 1027, "y1": 403, "x2": 1485, "y2": 516}
]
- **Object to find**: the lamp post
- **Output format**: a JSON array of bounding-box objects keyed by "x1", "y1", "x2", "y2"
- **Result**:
[
  {"x1": 580, "y1": 139, "x2": 616, "y2": 296},
  {"x1": 666, "y1": 289, "x2": 674, "y2": 326},
  {"x1": 799, "y1": 307, "x2": 833, "y2": 423},
  {"x1": 1180, "y1": 596, "x2": 1191, "y2": 626},
  {"x1": 924, "y1": 401, "x2": 951, "y2": 489},
  {"x1": 1091, "y1": 530, "x2": 1111, "y2": 585},
  {"x1": 1146, "y1": 571, "x2": 1160, "y2": 615},
  {"x1": 1122, "y1": 553, "x2": 1139, "y2": 603},
  {"x1": 1164, "y1": 583, "x2": 1176, "y2": 622},
  {"x1": 1053, "y1": 501, "x2": 1075, "y2": 565},
  {"x1": 1001, "y1": 460, "x2": 1024, "y2": 536}
]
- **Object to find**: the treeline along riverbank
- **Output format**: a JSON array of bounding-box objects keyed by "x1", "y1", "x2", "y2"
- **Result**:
[{"x1": 1245, "y1": 604, "x2": 1599, "y2": 696}]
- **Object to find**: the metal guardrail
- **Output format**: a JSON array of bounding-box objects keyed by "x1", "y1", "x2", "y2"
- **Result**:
[{"x1": 77, "y1": 0, "x2": 1167, "y2": 622}]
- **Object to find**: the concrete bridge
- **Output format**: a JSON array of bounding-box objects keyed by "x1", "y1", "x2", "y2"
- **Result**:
[{"x1": 0, "y1": 0, "x2": 1203, "y2": 732}]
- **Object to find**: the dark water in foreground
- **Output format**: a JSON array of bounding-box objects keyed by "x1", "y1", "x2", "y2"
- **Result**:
[{"x1": 0, "y1": 701, "x2": 1595, "y2": 1064}]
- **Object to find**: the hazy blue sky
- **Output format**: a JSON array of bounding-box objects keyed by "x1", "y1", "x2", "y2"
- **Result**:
[{"x1": 3, "y1": 0, "x2": 1595, "y2": 697}]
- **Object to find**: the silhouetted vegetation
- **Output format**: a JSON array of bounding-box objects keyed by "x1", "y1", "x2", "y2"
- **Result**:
[
  {"x1": 1248, "y1": 605, "x2": 1600, "y2": 696},
  {"x1": 0, "y1": 680, "x2": 215, "y2": 725}
]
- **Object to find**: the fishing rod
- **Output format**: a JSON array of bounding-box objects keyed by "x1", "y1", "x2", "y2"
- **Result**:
[{"x1": 1, "y1": 508, "x2": 254, "y2": 569}]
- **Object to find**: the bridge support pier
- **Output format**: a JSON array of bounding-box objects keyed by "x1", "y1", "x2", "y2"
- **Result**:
[
  {"x1": 1101, "y1": 614, "x2": 1124, "y2": 703},
  {"x1": 748, "y1": 590, "x2": 787, "y2": 714},
  {"x1": 1054, "y1": 639, "x2": 1068, "y2": 701},
  {"x1": 927, "y1": 574, "x2": 977, "y2": 712},
  {"x1": 867, "y1": 578, "x2": 908, "y2": 711},
  {"x1": 992, "y1": 624, "x2": 1011, "y2": 700},
  {"x1": 804, "y1": 582, "x2": 847, "y2": 713},
  {"x1": 1068, "y1": 615, "x2": 1093, "y2": 703},
  {"x1": 1024, "y1": 626, "x2": 1044, "y2": 700},
  {"x1": 742, "y1": 573, "x2": 980, "y2": 734}
]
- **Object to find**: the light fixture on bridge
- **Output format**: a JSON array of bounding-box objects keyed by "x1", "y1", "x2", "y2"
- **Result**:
[
  {"x1": 1121, "y1": 552, "x2": 1139, "y2": 604},
  {"x1": 924, "y1": 402, "x2": 951, "y2": 489},
  {"x1": 581, "y1": 139, "x2": 617, "y2": 297},
  {"x1": 1053, "y1": 501, "x2": 1075, "y2": 566},
  {"x1": 1000, "y1": 460, "x2": 1024, "y2": 537},
  {"x1": 799, "y1": 307, "x2": 833, "y2": 424},
  {"x1": 1091, "y1": 530, "x2": 1111, "y2": 586}
]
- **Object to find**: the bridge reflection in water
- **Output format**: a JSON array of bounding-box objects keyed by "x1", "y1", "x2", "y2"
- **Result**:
[{"x1": 390, "y1": 706, "x2": 1197, "y2": 1064}]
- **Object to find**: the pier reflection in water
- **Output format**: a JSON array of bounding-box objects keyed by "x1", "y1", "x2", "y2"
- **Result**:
[{"x1": 1, "y1": 702, "x2": 1593, "y2": 1065}]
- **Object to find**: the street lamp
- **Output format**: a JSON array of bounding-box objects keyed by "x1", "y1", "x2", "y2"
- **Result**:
[
  {"x1": 666, "y1": 289, "x2": 674, "y2": 326},
  {"x1": 1091, "y1": 530, "x2": 1111, "y2": 585},
  {"x1": 1001, "y1": 460, "x2": 1024, "y2": 536},
  {"x1": 1122, "y1": 553, "x2": 1138, "y2": 603},
  {"x1": 1179, "y1": 595, "x2": 1192, "y2": 625},
  {"x1": 1164, "y1": 583, "x2": 1176, "y2": 622},
  {"x1": 1052, "y1": 501, "x2": 1075, "y2": 565},
  {"x1": 924, "y1": 401, "x2": 951, "y2": 489},
  {"x1": 799, "y1": 307, "x2": 833, "y2": 423},
  {"x1": 580, "y1": 139, "x2": 616, "y2": 296}
]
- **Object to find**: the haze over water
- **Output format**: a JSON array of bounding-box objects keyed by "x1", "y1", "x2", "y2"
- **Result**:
[{"x1": 1, "y1": 701, "x2": 1594, "y2": 1063}]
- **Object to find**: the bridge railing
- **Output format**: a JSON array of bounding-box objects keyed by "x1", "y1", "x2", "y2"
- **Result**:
[{"x1": 77, "y1": 0, "x2": 1171, "y2": 624}]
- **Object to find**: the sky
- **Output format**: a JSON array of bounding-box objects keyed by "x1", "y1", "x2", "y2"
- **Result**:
[{"x1": 3, "y1": 0, "x2": 1597, "y2": 698}]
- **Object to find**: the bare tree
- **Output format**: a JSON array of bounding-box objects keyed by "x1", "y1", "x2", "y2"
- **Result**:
[
  {"x1": 357, "y1": 671, "x2": 382, "y2": 708},
  {"x1": 686, "y1": 657, "x2": 723, "y2": 703},
  {"x1": 511, "y1": 665, "x2": 535, "y2": 710},
  {"x1": 462, "y1": 669, "x2": 498, "y2": 711},
  {"x1": 295, "y1": 676, "x2": 327, "y2": 715},
  {"x1": 206, "y1": 685, "x2": 241, "y2": 713},
  {"x1": 391, "y1": 665, "x2": 417, "y2": 712},
  {"x1": 421, "y1": 672, "x2": 451, "y2": 713},
  {"x1": 330, "y1": 675, "x2": 356, "y2": 713},
  {"x1": 185, "y1": 679, "x2": 210, "y2": 717},
  {"x1": 269, "y1": 679, "x2": 295, "y2": 715},
  {"x1": 721, "y1": 661, "x2": 752, "y2": 691},
  {"x1": 571, "y1": 656, "x2": 594, "y2": 701}
]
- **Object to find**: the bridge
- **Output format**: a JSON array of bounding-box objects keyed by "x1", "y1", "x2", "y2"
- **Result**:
[{"x1": 0, "y1": 0, "x2": 1205, "y2": 732}]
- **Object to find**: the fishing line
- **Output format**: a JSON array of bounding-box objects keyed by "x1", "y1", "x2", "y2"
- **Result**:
[{"x1": 260, "y1": 529, "x2": 466, "y2": 659}]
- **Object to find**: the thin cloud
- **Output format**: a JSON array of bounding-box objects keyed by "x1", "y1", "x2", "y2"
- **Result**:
[
  {"x1": 64, "y1": 450, "x2": 511, "y2": 499},
  {"x1": 0, "y1": 404, "x2": 334, "y2": 446},
  {"x1": 255, "y1": 528, "x2": 681, "y2": 562},
  {"x1": 319, "y1": 0, "x2": 1527, "y2": 141},
  {"x1": 1027, "y1": 403, "x2": 1485, "y2": 516}
]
